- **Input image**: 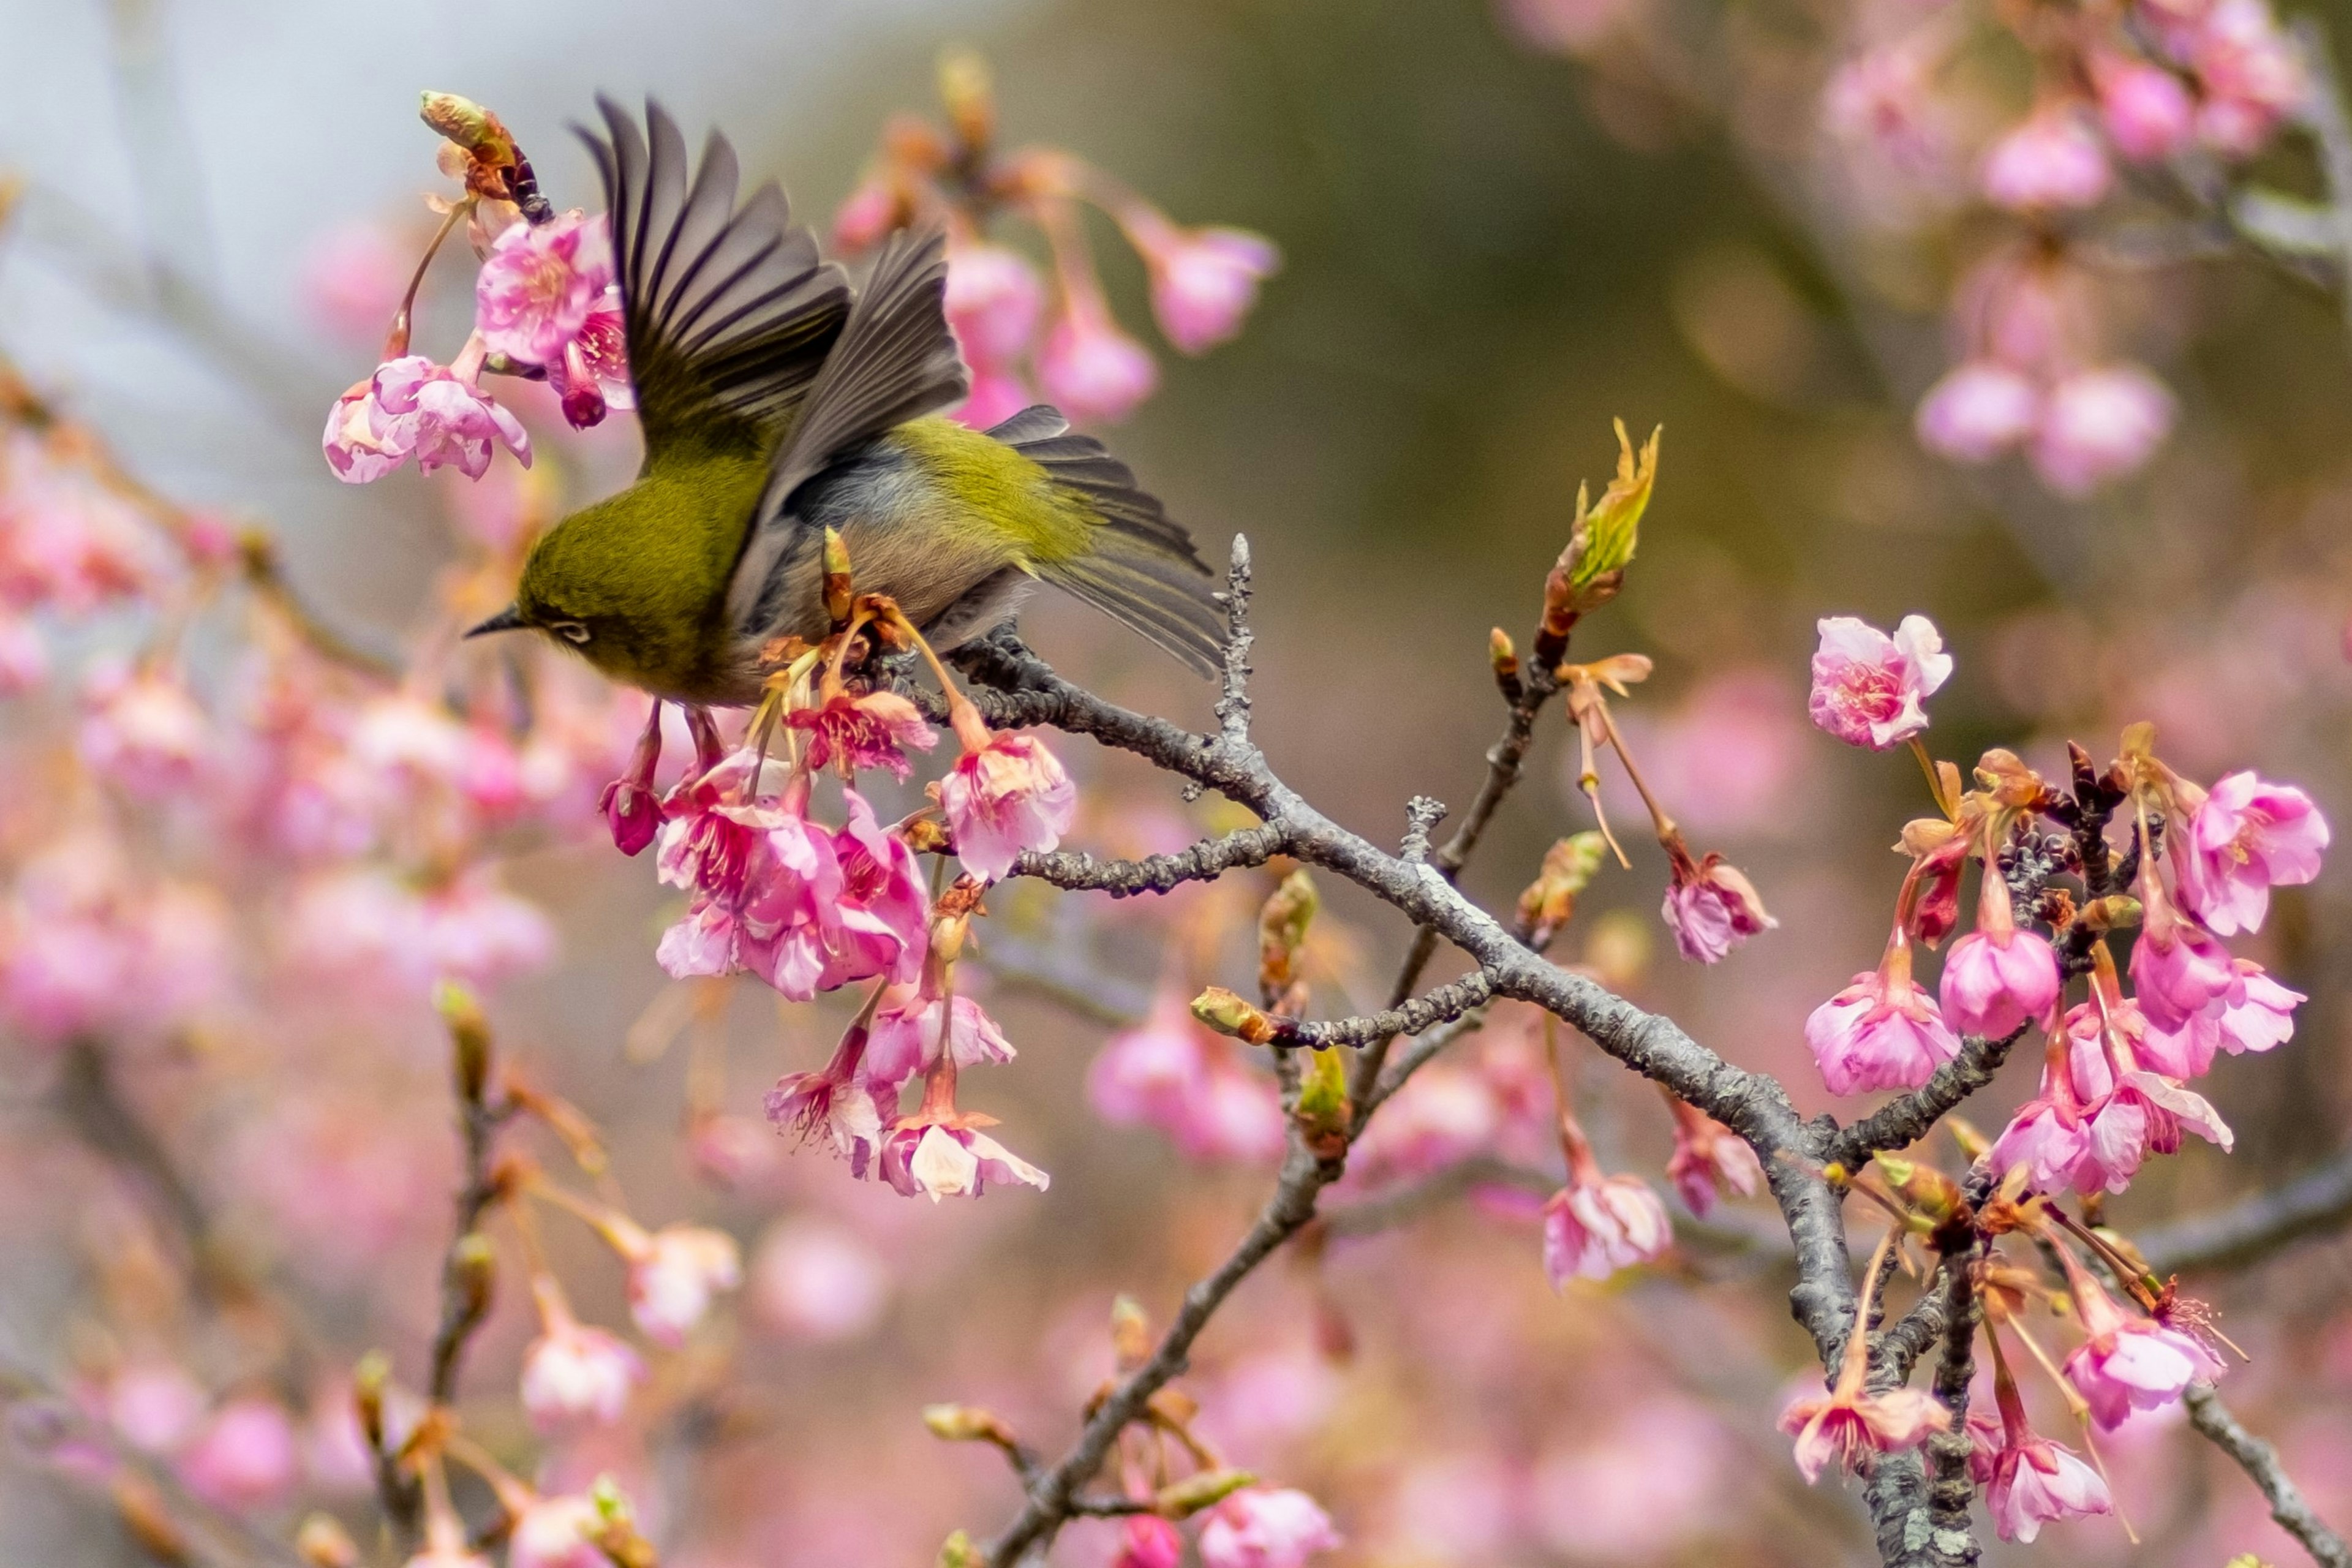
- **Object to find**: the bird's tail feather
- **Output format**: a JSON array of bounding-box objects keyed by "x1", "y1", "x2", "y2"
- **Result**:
[{"x1": 987, "y1": 406, "x2": 1224, "y2": 677}]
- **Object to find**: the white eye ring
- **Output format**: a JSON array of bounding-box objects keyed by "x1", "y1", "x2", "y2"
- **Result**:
[{"x1": 550, "y1": 620, "x2": 591, "y2": 645}]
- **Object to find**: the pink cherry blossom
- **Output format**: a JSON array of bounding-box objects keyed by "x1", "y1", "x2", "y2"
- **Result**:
[
  {"x1": 1807, "y1": 614, "x2": 1953, "y2": 751},
  {"x1": 786, "y1": 690, "x2": 937, "y2": 780},
  {"x1": 107, "y1": 1362, "x2": 208, "y2": 1453},
  {"x1": 1131, "y1": 222, "x2": 1281, "y2": 355},
  {"x1": 2185, "y1": 0, "x2": 2302, "y2": 156},
  {"x1": 767, "y1": 1017, "x2": 891, "y2": 1174},
  {"x1": 1917, "y1": 361, "x2": 2042, "y2": 463},
  {"x1": 1805, "y1": 934, "x2": 1964, "y2": 1095},
  {"x1": 2212, "y1": 960, "x2": 2303, "y2": 1054},
  {"x1": 1989, "y1": 1435, "x2": 2111, "y2": 1542},
  {"x1": 508, "y1": 1494, "x2": 605, "y2": 1568},
  {"x1": 1541, "y1": 1172, "x2": 1672, "y2": 1284},
  {"x1": 939, "y1": 722, "x2": 1077, "y2": 882},
  {"x1": 1660, "y1": 849, "x2": 1776, "y2": 963},
  {"x1": 1937, "y1": 872, "x2": 2060, "y2": 1037},
  {"x1": 323, "y1": 353, "x2": 531, "y2": 484},
  {"x1": 945, "y1": 243, "x2": 1046, "y2": 367},
  {"x1": 600, "y1": 701, "x2": 665, "y2": 858},
  {"x1": 654, "y1": 754, "x2": 843, "y2": 998},
  {"x1": 2130, "y1": 902, "x2": 2244, "y2": 1031},
  {"x1": 475, "y1": 211, "x2": 615, "y2": 371},
  {"x1": 78, "y1": 663, "x2": 211, "y2": 798},
  {"x1": 1822, "y1": 39, "x2": 1964, "y2": 188},
  {"x1": 177, "y1": 1397, "x2": 299, "y2": 1513},
  {"x1": 1665, "y1": 1101, "x2": 1763, "y2": 1217},
  {"x1": 2176, "y1": 770, "x2": 2329, "y2": 935},
  {"x1": 519, "y1": 1309, "x2": 643, "y2": 1430},
  {"x1": 1348, "y1": 1063, "x2": 1499, "y2": 1183},
  {"x1": 1778, "y1": 1382, "x2": 1951, "y2": 1483},
  {"x1": 2028, "y1": 366, "x2": 2175, "y2": 495},
  {"x1": 1988, "y1": 1093, "x2": 2092, "y2": 1195},
  {"x1": 2063, "y1": 1275, "x2": 2225, "y2": 1428},
  {"x1": 0, "y1": 609, "x2": 47, "y2": 693},
  {"x1": 1177, "y1": 1066, "x2": 1291, "y2": 1164},
  {"x1": 861, "y1": 988, "x2": 1016, "y2": 1091},
  {"x1": 1197, "y1": 1487, "x2": 1343, "y2": 1568},
  {"x1": 2093, "y1": 56, "x2": 2198, "y2": 161},
  {"x1": 2071, "y1": 1069, "x2": 2233, "y2": 1193},
  {"x1": 814, "y1": 790, "x2": 930, "y2": 993},
  {"x1": 1037, "y1": 302, "x2": 1159, "y2": 424},
  {"x1": 622, "y1": 1224, "x2": 742, "y2": 1348},
  {"x1": 878, "y1": 1122, "x2": 1050, "y2": 1200},
  {"x1": 546, "y1": 290, "x2": 633, "y2": 429},
  {"x1": 1982, "y1": 108, "x2": 2115, "y2": 211},
  {"x1": 1113, "y1": 1515, "x2": 1185, "y2": 1568}
]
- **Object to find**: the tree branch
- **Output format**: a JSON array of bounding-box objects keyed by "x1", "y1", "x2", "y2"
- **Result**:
[
  {"x1": 2136, "y1": 1142, "x2": 2352, "y2": 1275},
  {"x1": 1013, "y1": 822, "x2": 1293, "y2": 898},
  {"x1": 1823, "y1": 1027, "x2": 2027, "y2": 1171},
  {"x1": 1270, "y1": 968, "x2": 1496, "y2": 1049},
  {"x1": 2186, "y1": 1382, "x2": 2352, "y2": 1568}
]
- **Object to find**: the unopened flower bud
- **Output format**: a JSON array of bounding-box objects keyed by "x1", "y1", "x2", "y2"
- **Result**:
[
  {"x1": 1294, "y1": 1047, "x2": 1351, "y2": 1157},
  {"x1": 448, "y1": 1231, "x2": 497, "y2": 1320},
  {"x1": 823, "y1": 527, "x2": 855, "y2": 628},
  {"x1": 938, "y1": 50, "x2": 996, "y2": 150},
  {"x1": 938, "y1": 1530, "x2": 984, "y2": 1568},
  {"x1": 1110, "y1": 1295, "x2": 1153, "y2": 1368},
  {"x1": 351, "y1": 1351, "x2": 391, "y2": 1449},
  {"x1": 435, "y1": 981, "x2": 492, "y2": 1105},
  {"x1": 1947, "y1": 1115, "x2": 1992, "y2": 1163},
  {"x1": 1191, "y1": 987, "x2": 1275, "y2": 1044},
  {"x1": 1155, "y1": 1467, "x2": 1260, "y2": 1518},
  {"x1": 295, "y1": 1513, "x2": 358, "y2": 1568},
  {"x1": 1490, "y1": 627, "x2": 1523, "y2": 701},
  {"x1": 418, "y1": 92, "x2": 508, "y2": 155},
  {"x1": 1975, "y1": 748, "x2": 2048, "y2": 809},
  {"x1": 1257, "y1": 870, "x2": 1317, "y2": 1007},
  {"x1": 922, "y1": 1404, "x2": 1018, "y2": 1446},
  {"x1": 587, "y1": 1477, "x2": 658, "y2": 1568},
  {"x1": 1518, "y1": 832, "x2": 1608, "y2": 945},
  {"x1": 1872, "y1": 1154, "x2": 1964, "y2": 1229}
]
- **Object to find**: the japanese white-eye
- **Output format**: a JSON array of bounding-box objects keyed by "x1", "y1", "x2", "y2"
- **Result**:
[{"x1": 466, "y1": 99, "x2": 1223, "y2": 702}]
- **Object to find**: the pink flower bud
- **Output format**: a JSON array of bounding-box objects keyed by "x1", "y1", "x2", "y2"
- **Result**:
[
  {"x1": 1139, "y1": 226, "x2": 1280, "y2": 355},
  {"x1": 1981, "y1": 108, "x2": 2114, "y2": 211},
  {"x1": 2027, "y1": 366, "x2": 2174, "y2": 496},
  {"x1": 1937, "y1": 927, "x2": 2060, "y2": 1038},
  {"x1": 1541, "y1": 1171, "x2": 1672, "y2": 1284},
  {"x1": 1037, "y1": 304, "x2": 1159, "y2": 424},
  {"x1": 2094, "y1": 56, "x2": 2197, "y2": 162},
  {"x1": 1807, "y1": 614, "x2": 1952, "y2": 751},
  {"x1": 1197, "y1": 1487, "x2": 1343, "y2": 1568},
  {"x1": 1915, "y1": 362, "x2": 2041, "y2": 463},
  {"x1": 1114, "y1": 1515, "x2": 1185, "y2": 1568}
]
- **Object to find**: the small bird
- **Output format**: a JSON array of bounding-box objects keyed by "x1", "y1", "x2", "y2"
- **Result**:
[{"x1": 467, "y1": 99, "x2": 1223, "y2": 702}]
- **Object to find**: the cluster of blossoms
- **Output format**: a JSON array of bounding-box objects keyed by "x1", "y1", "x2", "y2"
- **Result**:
[
  {"x1": 835, "y1": 54, "x2": 1279, "y2": 427},
  {"x1": 325, "y1": 94, "x2": 627, "y2": 486},
  {"x1": 1779, "y1": 608, "x2": 2325, "y2": 1541}
]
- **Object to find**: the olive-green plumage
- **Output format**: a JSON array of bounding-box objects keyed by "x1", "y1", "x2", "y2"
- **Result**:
[{"x1": 485, "y1": 99, "x2": 1223, "y2": 704}]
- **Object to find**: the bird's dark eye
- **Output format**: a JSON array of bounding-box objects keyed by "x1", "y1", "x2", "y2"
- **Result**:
[{"x1": 550, "y1": 620, "x2": 592, "y2": 645}]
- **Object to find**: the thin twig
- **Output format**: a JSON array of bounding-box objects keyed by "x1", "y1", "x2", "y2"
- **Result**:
[
  {"x1": 2186, "y1": 1382, "x2": 2352, "y2": 1568},
  {"x1": 2137, "y1": 1142, "x2": 2352, "y2": 1275}
]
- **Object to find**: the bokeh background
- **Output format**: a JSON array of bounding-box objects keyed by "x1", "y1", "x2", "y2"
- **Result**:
[{"x1": 7, "y1": 0, "x2": 2352, "y2": 1562}]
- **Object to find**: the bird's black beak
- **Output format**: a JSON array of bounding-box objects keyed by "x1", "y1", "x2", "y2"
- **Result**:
[{"x1": 465, "y1": 605, "x2": 527, "y2": 638}]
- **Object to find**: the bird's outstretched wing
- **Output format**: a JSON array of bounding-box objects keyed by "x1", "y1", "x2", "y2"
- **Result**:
[
  {"x1": 578, "y1": 97, "x2": 851, "y2": 462},
  {"x1": 754, "y1": 222, "x2": 969, "y2": 516}
]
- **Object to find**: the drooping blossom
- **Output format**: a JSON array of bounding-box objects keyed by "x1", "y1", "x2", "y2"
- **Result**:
[
  {"x1": 599, "y1": 701, "x2": 666, "y2": 857},
  {"x1": 2092, "y1": 55, "x2": 2198, "y2": 162},
  {"x1": 1122, "y1": 216, "x2": 1281, "y2": 355},
  {"x1": 1664, "y1": 1098, "x2": 1763, "y2": 1217},
  {"x1": 1981, "y1": 108, "x2": 2114, "y2": 211},
  {"x1": 519, "y1": 1278, "x2": 643, "y2": 1430},
  {"x1": 1916, "y1": 361, "x2": 2041, "y2": 464},
  {"x1": 1804, "y1": 929, "x2": 1964, "y2": 1095},
  {"x1": 1660, "y1": 845, "x2": 1776, "y2": 964},
  {"x1": 2062, "y1": 1269, "x2": 2225, "y2": 1428},
  {"x1": 2181, "y1": 0, "x2": 2303, "y2": 156},
  {"x1": 1807, "y1": 614, "x2": 1953, "y2": 751},
  {"x1": 2174, "y1": 770, "x2": 2329, "y2": 935},
  {"x1": 1822, "y1": 37, "x2": 1964, "y2": 191},
  {"x1": 322, "y1": 351, "x2": 531, "y2": 484},
  {"x1": 1196, "y1": 1487, "x2": 1343, "y2": 1568},
  {"x1": 813, "y1": 790, "x2": 931, "y2": 993},
  {"x1": 786, "y1": 688, "x2": 937, "y2": 780},
  {"x1": 1982, "y1": 1332, "x2": 2113, "y2": 1542},
  {"x1": 877, "y1": 1121, "x2": 1051, "y2": 1200},
  {"x1": 78, "y1": 663, "x2": 211, "y2": 798},
  {"x1": 507, "y1": 1494, "x2": 605, "y2": 1568},
  {"x1": 944, "y1": 242, "x2": 1046, "y2": 367},
  {"x1": 2130, "y1": 872, "x2": 2244, "y2": 1031},
  {"x1": 2027, "y1": 366, "x2": 2175, "y2": 494},
  {"x1": 2070, "y1": 1068, "x2": 2233, "y2": 1194},
  {"x1": 1937, "y1": 867, "x2": 2060, "y2": 1038},
  {"x1": 176, "y1": 1398, "x2": 300, "y2": 1513},
  {"x1": 939, "y1": 706, "x2": 1078, "y2": 881},
  {"x1": 1541, "y1": 1171, "x2": 1672, "y2": 1284},
  {"x1": 474, "y1": 211, "x2": 614, "y2": 370},
  {"x1": 1113, "y1": 1515, "x2": 1185, "y2": 1568},
  {"x1": 861, "y1": 987, "x2": 1016, "y2": 1091},
  {"x1": 1781, "y1": 1234, "x2": 1952, "y2": 1482},
  {"x1": 619, "y1": 1224, "x2": 743, "y2": 1348},
  {"x1": 654, "y1": 752, "x2": 843, "y2": 998},
  {"x1": 766, "y1": 1014, "x2": 891, "y2": 1174},
  {"x1": 1036, "y1": 298, "x2": 1159, "y2": 424}
]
